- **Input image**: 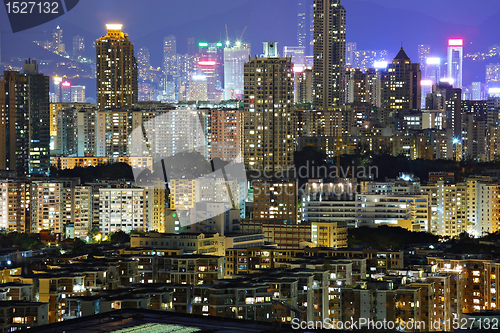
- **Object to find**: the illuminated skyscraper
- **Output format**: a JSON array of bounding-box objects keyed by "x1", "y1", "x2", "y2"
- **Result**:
[
  {"x1": 189, "y1": 74, "x2": 208, "y2": 101},
  {"x1": 61, "y1": 81, "x2": 71, "y2": 102},
  {"x1": 198, "y1": 42, "x2": 224, "y2": 92},
  {"x1": 283, "y1": 46, "x2": 306, "y2": 68},
  {"x1": 197, "y1": 60, "x2": 217, "y2": 103},
  {"x1": 96, "y1": 24, "x2": 138, "y2": 109},
  {"x1": 486, "y1": 63, "x2": 500, "y2": 89},
  {"x1": 0, "y1": 60, "x2": 50, "y2": 176},
  {"x1": 346, "y1": 42, "x2": 356, "y2": 67},
  {"x1": 297, "y1": 1, "x2": 307, "y2": 47},
  {"x1": 163, "y1": 35, "x2": 177, "y2": 78},
  {"x1": 137, "y1": 47, "x2": 151, "y2": 101},
  {"x1": 472, "y1": 82, "x2": 482, "y2": 100},
  {"x1": 425, "y1": 57, "x2": 441, "y2": 84},
  {"x1": 72, "y1": 35, "x2": 85, "y2": 57},
  {"x1": 381, "y1": 48, "x2": 421, "y2": 111},
  {"x1": 137, "y1": 47, "x2": 150, "y2": 82},
  {"x1": 71, "y1": 85, "x2": 86, "y2": 103},
  {"x1": 53, "y1": 25, "x2": 64, "y2": 53},
  {"x1": 313, "y1": 0, "x2": 346, "y2": 109},
  {"x1": 223, "y1": 42, "x2": 250, "y2": 100},
  {"x1": 51, "y1": 76, "x2": 62, "y2": 103},
  {"x1": 243, "y1": 42, "x2": 295, "y2": 173},
  {"x1": 417, "y1": 44, "x2": 430, "y2": 77},
  {"x1": 447, "y1": 38, "x2": 463, "y2": 89}
]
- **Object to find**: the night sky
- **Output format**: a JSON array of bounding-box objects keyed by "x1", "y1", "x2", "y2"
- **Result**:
[{"x1": 1, "y1": 0, "x2": 499, "y2": 85}]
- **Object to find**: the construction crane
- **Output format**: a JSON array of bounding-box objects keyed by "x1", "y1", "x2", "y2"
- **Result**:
[{"x1": 238, "y1": 26, "x2": 247, "y2": 42}]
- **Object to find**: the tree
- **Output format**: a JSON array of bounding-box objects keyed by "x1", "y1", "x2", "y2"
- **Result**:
[
  {"x1": 109, "y1": 231, "x2": 130, "y2": 244},
  {"x1": 28, "y1": 241, "x2": 44, "y2": 250},
  {"x1": 88, "y1": 228, "x2": 102, "y2": 244},
  {"x1": 71, "y1": 238, "x2": 87, "y2": 255}
]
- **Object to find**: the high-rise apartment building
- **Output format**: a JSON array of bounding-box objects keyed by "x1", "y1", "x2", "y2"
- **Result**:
[
  {"x1": 74, "y1": 186, "x2": 92, "y2": 239},
  {"x1": 99, "y1": 188, "x2": 147, "y2": 235},
  {"x1": 313, "y1": 0, "x2": 346, "y2": 109},
  {"x1": 427, "y1": 82, "x2": 462, "y2": 138},
  {"x1": 253, "y1": 181, "x2": 297, "y2": 221},
  {"x1": 54, "y1": 108, "x2": 78, "y2": 156},
  {"x1": 95, "y1": 109, "x2": 130, "y2": 158},
  {"x1": 211, "y1": 109, "x2": 243, "y2": 163},
  {"x1": 447, "y1": 39, "x2": 463, "y2": 89},
  {"x1": 381, "y1": 48, "x2": 421, "y2": 111},
  {"x1": 243, "y1": 42, "x2": 295, "y2": 173},
  {"x1": 224, "y1": 43, "x2": 250, "y2": 100},
  {"x1": 96, "y1": 24, "x2": 138, "y2": 109},
  {"x1": 296, "y1": 68, "x2": 313, "y2": 103},
  {"x1": 0, "y1": 60, "x2": 50, "y2": 176},
  {"x1": 31, "y1": 181, "x2": 63, "y2": 233},
  {"x1": 0, "y1": 180, "x2": 30, "y2": 233}
]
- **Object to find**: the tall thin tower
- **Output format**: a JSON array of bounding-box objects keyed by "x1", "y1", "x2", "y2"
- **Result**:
[
  {"x1": 313, "y1": 0, "x2": 346, "y2": 109},
  {"x1": 447, "y1": 38, "x2": 463, "y2": 89},
  {"x1": 297, "y1": 1, "x2": 307, "y2": 47},
  {"x1": 163, "y1": 35, "x2": 177, "y2": 78},
  {"x1": 96, "y1": 24, "x2": 138, "y2": 109}
]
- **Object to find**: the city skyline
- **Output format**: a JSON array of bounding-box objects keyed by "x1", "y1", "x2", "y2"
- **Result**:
[{"x1": 1, "y1": 0, "x2": 499, "y2": 64}]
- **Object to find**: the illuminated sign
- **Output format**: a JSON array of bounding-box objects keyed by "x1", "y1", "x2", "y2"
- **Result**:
[
  {"x1": 426, "y1": 57, "x2": 440, "y2": 65},
  {"x1": 421, "y1": 80, "x2": 433, "y2": 86},
  {"x1": 106, "y1": 24, "x2": 123, "y2": 30},
  {"x1": 440, "y1": 78, "x2": 454, "y2": 85},
  {"x1": 53, "y1": 77, "x2": 63, "y2": 84},
  {"x1": 489, "y1": 88, "x2": 500, "y2": 95},
  {"x1": 62, "y1": 82, "x2": 71, "y2": 87},
  {"x1": 198, "y1": 60, "x2": 216, "y2": 66},
  {"x1": 373, "y1": 61, "x2": 388, "y2": 69},
  {"x1": 293, "y1": 65, "x2": 305, "y2": 73},
  {"x1": 198, "y1": 42, "x2": 208, "y2": 47},
  {"x1": 448, "y1": 39, "x2": 463, "y2": 47},
  {"x1": 216, "y1": 42, "x2": 223, "y2": 47}
]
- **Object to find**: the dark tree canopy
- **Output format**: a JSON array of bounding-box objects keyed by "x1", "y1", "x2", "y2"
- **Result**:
[{"x1": 348, "y1": 225, "x2": 439, "y2": 250}]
